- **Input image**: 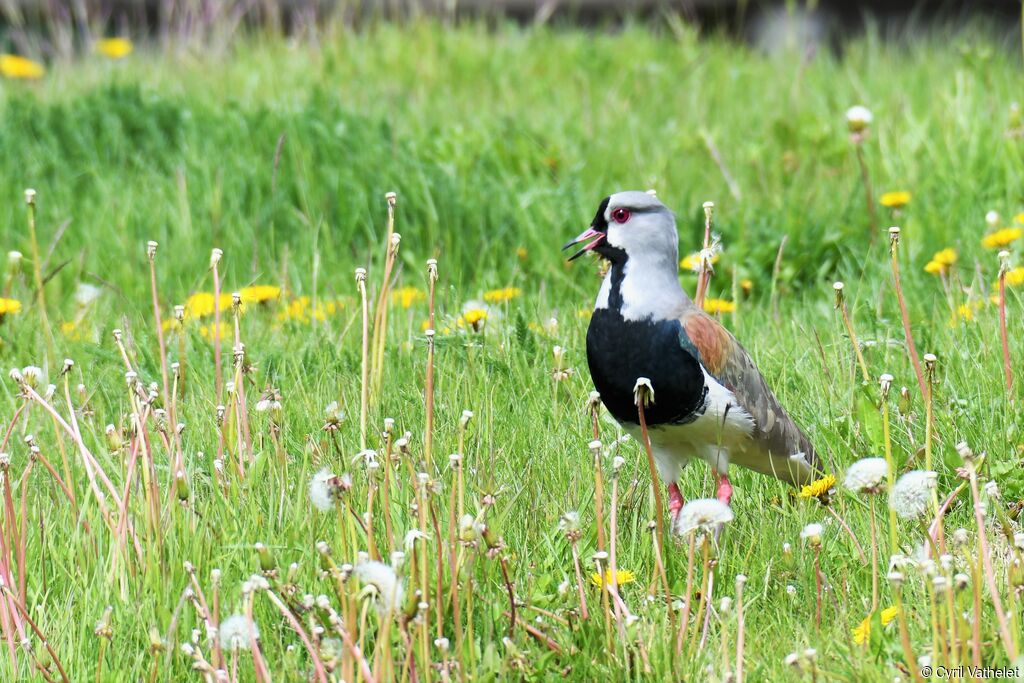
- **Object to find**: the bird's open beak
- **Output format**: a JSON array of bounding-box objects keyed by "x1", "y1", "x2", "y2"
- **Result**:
[{"x1": 562, "y1": 226, "x2": 605, "y2": 262}]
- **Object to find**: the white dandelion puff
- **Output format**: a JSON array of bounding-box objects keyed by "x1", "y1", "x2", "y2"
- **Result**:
[
  {"x1": 889, "y1": 470, "x2": 938, "y2": 519},
  {"x1": 800, "y1": 523, "x2": 824, "y2": 546},
  {"x1": 843, "y1": 457, "x2": 889, "y2": 494},
  {"x1": 219, "y1": 614, "x2": 257, "y2": 650},
  {"x1": 846, "y1": 105, "x2": 873, "y2": 132},
  {"x1": 309, "y1": 468, "x2": 336, "y2": 512},
  {"x1": 353, "y1": 561, "x2": 404, "y2": 616},
  {"x1": 673, "y1": 499, "x2": 733, "y2": 536}
]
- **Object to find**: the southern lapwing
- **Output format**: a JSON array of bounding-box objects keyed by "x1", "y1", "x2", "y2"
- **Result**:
[{"x1": 564, "y1": 191, "x2": 820, "y2": 528}]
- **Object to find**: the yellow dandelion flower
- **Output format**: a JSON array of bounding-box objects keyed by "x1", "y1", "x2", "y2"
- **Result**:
[
  {"x1": 198, "y1": 321, "x2": 231, "y2": 340},
  {"x1": 516, "y1": 246, "x2": 528, "y2": 260},
  {"x1": 740, "y1": 278, "x2": 753, "y2": 294},
  {"x1": 1013, "y1": 213, "x2": 1024, "y2": 225},
  {"x1": 95, "y1": 38, "x2": 133, "y2": 60},
  {"x1": 798, "y1": 474, "x2": 836, "y2": 500},
  {"x1": 458, "y1": 307, "x2": 488, "y2": 331},
  {"x1": 184, "y1": 292, "x2": 234, "y2": 319},
  {"x1": 879, "y1": 191, "x2": 911, "y2": 209},
  {"x1": 391, "y1": 286, "x2": 425, "y2": 309},
  {"x1": 483, "y1": 287, "x2": 522, "y2": 304},
  {"x1": 0, "y1": 298, "x2": 22, "y2": 315},
  {"x1": 61, "y1": 319, "x2": 89, "y2": 341},
  {"x1": 238, "y1": 285, "x2": 281, "y2": 304},
  {"x1": 981, "y1": 228, "x2": 1023, "y2": 249},
  {"x1": 852, "y1": 606, "x2": 899, "y2": 645},
  {"x1": 949, "y1": 301, "x2": 984, "y2": 327},
  {"x1": 1004, "y1": 267, "x2": 1024, "y2": 288},
  {"x1": 161, "y1": 318, "x2": 181, "y2": 333},
  {"x1": 924, "y1": 248, "x2": 957, "y2": 275},
  {"x1": 0, "y1": 54, "x2": 45, "y2": 79},
  {"x1": 702, "y1": 298, "x2": 736, "y2": 315},
  {"x1": 576, "y1": 308, "x2": 592, "y2": 319},
  {"x1": 589, "y1": 569, "x2": 636, "y2": 588},
  {"x1": 681, "y1": 251, "x2": 720, "y2": 272}
]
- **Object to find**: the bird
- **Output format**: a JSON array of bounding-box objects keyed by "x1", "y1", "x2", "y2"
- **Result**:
[{"x1": 563, "y1": 190, "x2": 821, "y2": 529}]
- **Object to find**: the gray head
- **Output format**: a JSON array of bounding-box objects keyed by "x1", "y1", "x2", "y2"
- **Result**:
[{"x1": 563, "y1": 191, "x2": 679, "y2": 271}]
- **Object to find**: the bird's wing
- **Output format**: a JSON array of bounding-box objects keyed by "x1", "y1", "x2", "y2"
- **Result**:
[{"x1": 680, "y1": 309, "x2": 821, "y2": 475}]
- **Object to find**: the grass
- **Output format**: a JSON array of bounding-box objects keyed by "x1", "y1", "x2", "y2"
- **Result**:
[{"x1": 0, "y1": 18, "x2": 1022, "y2": 681}]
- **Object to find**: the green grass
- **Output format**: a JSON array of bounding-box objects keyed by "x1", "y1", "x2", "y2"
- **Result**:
[{"x1": 0, "y1": 19, "x2": 1022, "y2": 681}]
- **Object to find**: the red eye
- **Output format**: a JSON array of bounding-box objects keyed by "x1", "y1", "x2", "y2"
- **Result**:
[{"x1": 611, "y1": 208, "x2": 630, "y2": 224}]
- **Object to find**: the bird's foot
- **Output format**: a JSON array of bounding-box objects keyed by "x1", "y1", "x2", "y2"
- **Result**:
[
  {"x1": 668, "y1": 482, "x2": 685, "y2": 529},
  {"x1": 715, "y1": 473, "x2": 733, "y2": 505}
]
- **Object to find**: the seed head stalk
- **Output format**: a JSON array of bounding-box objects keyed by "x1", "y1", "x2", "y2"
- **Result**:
[
  {"x1": 425, "y1": 259, "x2": 438, "y2": 464},
  {"x1": 694, "y1": 201, "x2": 714, "y2": 309},
  {"x1": 634, "y1": 379, "x2": 667, "y2": 580},
  {"x1": 211, "y1": 249, "x2": 224, "y2": 405},
  {"x1": 998, "y1": 251, "x2": 1014, "y2": 398},
  {"x1": 888, "y1": 228, "x2": 927, "y2": 400},
  {"x1": 370, "y1": 192, "x2": 399, "y2": 396},
  {"x1": 833, "y1": 282, "x2": 870, "y2": 382},
  {"x1": 879, "y1": 374, "x2": 899, "y2": 556},
  {"x1": 356, "y1": 267, "x2": 369, "y2": 450},
  {"x1": 24, "y1": 190, "x2": 56, "y2": 367}
]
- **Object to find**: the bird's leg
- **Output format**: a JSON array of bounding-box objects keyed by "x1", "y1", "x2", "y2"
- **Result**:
[
  {"x1": 667, "y1": 482, "x2": 685, "y2": 523},
  {"x1": 714, "y1": 471, "x2": 733, "y2": 505}
]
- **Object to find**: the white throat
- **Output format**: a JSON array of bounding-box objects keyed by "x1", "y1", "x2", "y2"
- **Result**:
[{"x1": 595, "y1": 256, "x2": 687, "y2": 321}]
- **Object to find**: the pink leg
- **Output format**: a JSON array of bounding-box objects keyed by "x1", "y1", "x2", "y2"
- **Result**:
[
  {"x1": 715, "y1": 471, "x2": 733, "y2": 505},
  {"x1": 668, "y1": 482, "x2": 685, "y2": 521}
]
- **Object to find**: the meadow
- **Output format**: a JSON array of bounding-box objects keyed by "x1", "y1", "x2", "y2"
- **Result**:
[{"x1": 0, "y1": 17, "x2": 1023, "y2": 681}]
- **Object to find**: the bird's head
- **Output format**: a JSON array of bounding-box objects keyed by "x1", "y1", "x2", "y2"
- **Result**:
[{"x1": 563, "y1": 191, "x2": 678, "y2": 268}]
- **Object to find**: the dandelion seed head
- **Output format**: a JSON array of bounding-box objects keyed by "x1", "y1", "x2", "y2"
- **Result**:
[
  {"x1": 843, "y1": 457, "x2": 889, "y2": 494},
  {"x1": 219, "y1": 614, "x2": 257, "y2": 650},
  {"x1": 800, "y1": 523, "x2": 824, "y2": 546},
  {"x1": 354, "y1": 561, "x2": 404, "y2": 615},
  {"x1": 309, "y1": 468, "x2": 336, "y2": 512},
  {"x1": 889, "y1": 470, "x2": 937, "y2": 519},
  {"x1": 845, "y1": 105, "x2": 873, "y2": 132},
  {"x1": 673, "y1": 499, "x2": 734, "y2": 536}
]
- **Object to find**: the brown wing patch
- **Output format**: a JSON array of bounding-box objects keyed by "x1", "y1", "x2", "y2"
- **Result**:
[{"x1": 682, "y1": 312, "x2": 734, "y2": 376}]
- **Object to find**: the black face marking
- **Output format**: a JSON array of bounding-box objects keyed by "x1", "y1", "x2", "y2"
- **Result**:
[
  {"x1": 590, "y1": 196, "x2": 610, "y2": 233},
  {"x1": 586, "y1": 309, "x2": 707, "y2": 426}
]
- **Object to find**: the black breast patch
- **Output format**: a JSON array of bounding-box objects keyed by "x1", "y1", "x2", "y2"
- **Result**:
[{"x1": 586, "y1": 309, "x2": 708, "y2": 426}]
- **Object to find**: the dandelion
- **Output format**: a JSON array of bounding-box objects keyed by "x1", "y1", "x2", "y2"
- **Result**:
[
  {"x1": 589, "y1": 569, "x2": 635, "y2": 588},
  {"x1": 558, "y1": 511, "x2": 581, "y2": 540},
  {"x1": 309, "y1": 468, "x2": 336, "y2": 512},
  {"x1": 1003, "y1": 267, "x2": 1024, "y2": 287},
  {"x1": 483, "y1": 287, "x2": 522, "y2": 304},
  {"x1": 21, "y1": 366, "x2": 43, "y2": 388},
  {"x1": 981, "y1": 228, "x2": 1023, "y2": 249},
  {"x1": 702, "y1": 298, "x2": 736, "y2": 315},
  {"x1": 923, "y1": 247, "x2": 957, "y2": 275},
  {"x1": 391, "y1": 285, "x2": 425, "y2": 309},
  {"x1": 239, "y1": 285, "x2": 281, "y2": 304},
  {"x1": 851, "y1": 606, "x2": 898, "y2": 644},
  {"x1": 844, "y1": 458, "x2": 889, "y2": 494},
  {"x1": 889, "y1": 470, "x2": 938, "y2": 519},
  {"x1": 0, "y1": 54, "x2": 45, "y2": 79},
  {"x1": 353, "y1": 561, "x2": 404, "y2": 615},
  {"x1": 457, "y1": 301, "x2": 491, "y2": 332},
  {"x1": 185, "y1": 292, "x2": 234, "y2": 319},
  {"x1": 95, "y1": 38, "x2": 133, "y2": 59},
  {"x1": 846, "y1": 105, "x2": 873, "y2": 133},
  {"x1": 0, "y1": 298, "x2": 22, "y2": 316},
  {"x1": 798, "y1": 474, "x2": 836, "y2": 501},
  {"x1": 986, "y1": 210, "x2": 1001, "y2": 229},
  {"x1": 681, "y1": 251, "x2": 721, "y2": 273},
  {"x1": 673, "y1": 498, "x2": 734, "y2": 536},
  {"x1": 219, "y1": 614, "x2": 258, "y2": 650},
  {"x1": 880, "y1": 191, "x2": 911, "y2": 209},
  {"x1": 801, "y1": 523, "x2": 824, "y2": 546}
]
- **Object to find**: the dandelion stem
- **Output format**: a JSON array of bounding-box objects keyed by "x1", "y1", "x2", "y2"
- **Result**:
[
  {"x1": 854, "y1": 140, "x2": 878, "y2": 238},
  {"x1": 357, "y1": 268, "x2": 370, "y2": 451},
  {"x1": 998, "y1": 254, "x2": 1014, "y2": 397},
  {"x1": 635, "y1": 389, "x2": 666, "y2": 579},
  {"x1": 888, "y1": 229, "x2": 927, "y2": 399},
  {"x1": 212, "y1": 252, "x2": 224, "y2": 405}
]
